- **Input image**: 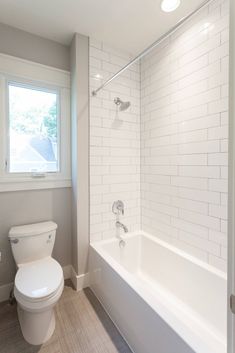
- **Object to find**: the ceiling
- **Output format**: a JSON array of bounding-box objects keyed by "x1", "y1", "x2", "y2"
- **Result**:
[{"x1": 0, "y1": 0, "x2": 206, "y2": 56}]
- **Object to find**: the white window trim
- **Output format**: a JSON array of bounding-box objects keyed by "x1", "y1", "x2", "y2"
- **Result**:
[{"x1": 0, "y1": 53, "x2": 71, "y2": 192}]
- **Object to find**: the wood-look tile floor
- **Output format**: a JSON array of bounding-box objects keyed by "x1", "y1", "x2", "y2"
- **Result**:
[{"x1": 0, "y1": 284, "x2": 132, "y2": 353}]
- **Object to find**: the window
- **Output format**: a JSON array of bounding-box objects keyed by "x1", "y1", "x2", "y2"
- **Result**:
[
  {"x1": 8, "y1": 83, "x2": 60, "y2": 174},
  {"x1": 0, "y1": 53, "x2": 71, "y2": 191}
]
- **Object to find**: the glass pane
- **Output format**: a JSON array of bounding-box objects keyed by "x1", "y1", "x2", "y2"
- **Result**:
[{"x1": 8, "y1": 84, "x2": 59, "y2": 173}]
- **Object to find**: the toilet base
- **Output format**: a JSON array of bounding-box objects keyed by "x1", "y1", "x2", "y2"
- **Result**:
[{"x1": 17, "y1": 304, "x2": 56, "y2": 345}]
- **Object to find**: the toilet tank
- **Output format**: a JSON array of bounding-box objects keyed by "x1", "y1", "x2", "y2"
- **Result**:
[{"x1": 8, "y1": 221, "x2": 57, "y2": 266}]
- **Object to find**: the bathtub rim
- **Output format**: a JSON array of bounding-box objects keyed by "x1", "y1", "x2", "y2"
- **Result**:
[
  {"x1": 90, "y1": 231, "x2": 227, "y2": 353},
  {"x1": 91, "y1": 231, "x2": 227, "y2": 281}
]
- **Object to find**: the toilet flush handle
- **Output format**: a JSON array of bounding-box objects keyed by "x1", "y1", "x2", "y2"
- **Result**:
[{"x1": 9, "y1": 238, "x2": 19, "y2": 244}]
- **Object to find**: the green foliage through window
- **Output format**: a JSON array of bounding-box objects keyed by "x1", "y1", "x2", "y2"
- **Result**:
[{"x1": 8, "y1": 83, "x2": 59, "y2": 173}]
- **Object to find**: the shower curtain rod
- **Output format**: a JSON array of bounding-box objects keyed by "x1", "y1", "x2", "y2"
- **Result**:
[{"x1": 92, "y1": 0, "x2": 213, "y2": 96}]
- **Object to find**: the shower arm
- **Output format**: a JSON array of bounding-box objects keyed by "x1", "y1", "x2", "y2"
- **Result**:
[{"x1": 92, "y1": 0, "x2": 213, "y2": 97}]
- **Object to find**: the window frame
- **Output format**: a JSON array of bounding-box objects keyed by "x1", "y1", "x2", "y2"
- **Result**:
[{"x1": 0, "y1": 53, "x2": 71, "y2": 192}]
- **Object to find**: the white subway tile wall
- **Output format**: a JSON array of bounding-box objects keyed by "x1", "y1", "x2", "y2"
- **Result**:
[
  {"x1": 89, "y1": 0, "x2": 229, "y2": 272},
  {"x1": 89, "y1": 40, "x2": 141, "y2": 242},
  {"x1": 141, "y1": 0, "x2": 229, "y2": 272}
]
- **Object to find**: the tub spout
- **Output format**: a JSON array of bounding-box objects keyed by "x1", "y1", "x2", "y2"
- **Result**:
[{"x1": 116, "y1": 221, "x2": 128, "y2": 233}]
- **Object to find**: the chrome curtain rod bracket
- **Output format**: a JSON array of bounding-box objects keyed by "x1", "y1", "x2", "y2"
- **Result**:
[{"x1": 91, "y1": 0, "x2": 213, "y2": 97}]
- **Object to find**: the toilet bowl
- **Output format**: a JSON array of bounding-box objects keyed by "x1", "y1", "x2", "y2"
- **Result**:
[{"x1": 9, "y1": 221, "x2": 64, "y2": 345}]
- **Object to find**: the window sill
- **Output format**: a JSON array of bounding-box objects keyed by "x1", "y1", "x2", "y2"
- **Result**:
[{"x1": 0, "y1": 179, "x2": 72, "y2": 192}]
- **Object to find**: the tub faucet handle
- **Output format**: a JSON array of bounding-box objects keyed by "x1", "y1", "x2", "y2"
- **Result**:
[{"x1": 112, "y1": 200, "x2": 124, "y2": 215}]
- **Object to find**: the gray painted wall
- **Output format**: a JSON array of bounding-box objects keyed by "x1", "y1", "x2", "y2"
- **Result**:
[
  {"x1": 0, "y1": 22, "x2": 70, "y2": 71},
  {"x1": 70, "y1": 34, "x2": 89, "y2": 275},
  {"x1": 0, "y1": 188, "x2": 72, "y2": 286},
  {"x1": 0, "y1": 23, "x2": 72, "y2": 286}
]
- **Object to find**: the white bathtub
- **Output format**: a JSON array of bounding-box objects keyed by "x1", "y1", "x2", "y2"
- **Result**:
[{"x1": 89, "y1": 232, "x2": 227, "y2": 353}]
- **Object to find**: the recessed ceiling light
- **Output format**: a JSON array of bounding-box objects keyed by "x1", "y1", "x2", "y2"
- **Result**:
[{"x1": 161, "y1": 0, "x2": 181, "y2": 12}]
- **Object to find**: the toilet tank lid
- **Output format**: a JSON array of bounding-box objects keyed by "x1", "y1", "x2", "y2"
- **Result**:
[{"x1": 9, "y1": 221, "x2": 57, "y2": 238}]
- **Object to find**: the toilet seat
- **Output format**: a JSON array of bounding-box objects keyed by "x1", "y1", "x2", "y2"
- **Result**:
[{"x1": 15, "y1": 257, "x2": 63, "y2": 303}]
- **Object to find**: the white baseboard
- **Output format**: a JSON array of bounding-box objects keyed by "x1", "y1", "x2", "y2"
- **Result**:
[
  {"x1": 0, "y1": 264, "x2": 89, "y2": 303},
  {"x1": 0, "y1": 282, "x2": 14, "y2": 303},
  {"x1": 71, "y1": 266, "x2": 90, "y2": 291},
  {"x1": 63, "y1": 264, "x2": 90, "y2": 291}
]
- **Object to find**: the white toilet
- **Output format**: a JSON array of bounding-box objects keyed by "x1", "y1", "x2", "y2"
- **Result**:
[{"x1": 8, "y1": 221, "x2": 64, "y2": 345}]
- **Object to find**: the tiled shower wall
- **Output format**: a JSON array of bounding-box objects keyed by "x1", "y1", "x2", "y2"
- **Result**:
[
  {"x1": 89, "y1": 0, "x2": 229, "y2": 272},
  {"x1": 141, "y1": 0, "x2": 229, "y2": 271},
  {"x1": 89, "y1": 40, "x2": 141, "y2": 242}
]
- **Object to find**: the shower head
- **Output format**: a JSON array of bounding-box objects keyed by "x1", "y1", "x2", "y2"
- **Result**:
[{"x1": 114, "y1": 97, "x2": 131, "y2": 112}]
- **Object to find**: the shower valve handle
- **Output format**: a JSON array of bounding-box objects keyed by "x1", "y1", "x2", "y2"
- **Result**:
[{"x1": 112, "y1": 200, "x2": 124, "y2": 215}]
